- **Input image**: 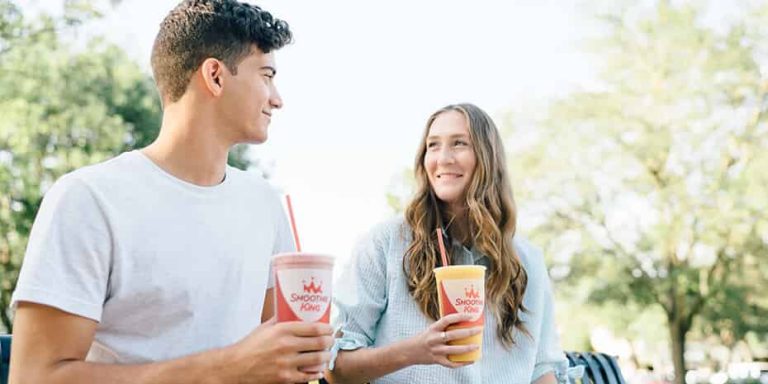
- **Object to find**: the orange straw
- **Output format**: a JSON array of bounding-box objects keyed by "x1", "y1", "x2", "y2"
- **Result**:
[
  {"x1": 284, "y1": 195, "x2": 318, "y2": 384},
  {"x1": 436, "y1": 228, "x2": 449, "y2": 267},
  {"x1": 284, "y1": 194, "x2": 302, "y2": 252}
]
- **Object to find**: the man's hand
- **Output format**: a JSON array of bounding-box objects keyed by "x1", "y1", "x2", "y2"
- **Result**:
[{"x1": 230, "y1": 317, "x2": 334, "y2": 384}]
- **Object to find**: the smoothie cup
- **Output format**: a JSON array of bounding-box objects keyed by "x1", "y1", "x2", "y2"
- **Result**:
[
  {"x1": 272, "y1": 252, "x2": 334, "y2": 323},
  {"x1": 434, "y1": 265, "x2": 486, "y2": 362}
]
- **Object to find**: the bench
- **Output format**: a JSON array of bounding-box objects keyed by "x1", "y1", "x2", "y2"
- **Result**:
[{"x1": 566, "y1": 351, "x2": 627, "y2": 384}]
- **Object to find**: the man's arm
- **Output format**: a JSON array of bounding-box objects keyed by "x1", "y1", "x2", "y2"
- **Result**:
[{"x1": 10, "y1": 302, "x2": 333, "y2": 384}]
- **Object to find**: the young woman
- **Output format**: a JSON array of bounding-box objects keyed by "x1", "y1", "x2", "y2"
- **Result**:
[{"x1": 327, "y1": 103, "x2": 571, "y2": 383}]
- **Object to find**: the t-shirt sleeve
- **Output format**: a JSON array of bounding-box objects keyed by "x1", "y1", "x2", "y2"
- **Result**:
[{"x1": 11, "y1": 174, "x2": 112, "y2": 322}]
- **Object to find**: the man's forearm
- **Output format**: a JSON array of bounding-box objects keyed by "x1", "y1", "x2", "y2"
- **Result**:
[{"x1": 14, "y1": 345, "x2": 237, "y2": 384}]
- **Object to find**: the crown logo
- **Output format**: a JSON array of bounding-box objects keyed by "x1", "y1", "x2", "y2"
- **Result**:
[
  {"x1": 302, "y1": 277, "x2": 323, "y2": 294},
  {"x1": 465, "y1": 284, "x2": 480, "y2": 299}
]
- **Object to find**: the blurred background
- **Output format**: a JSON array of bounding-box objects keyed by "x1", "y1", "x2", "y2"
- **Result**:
[{"x1": 1, "y1": 0, "x2": 766, "y2": 383}]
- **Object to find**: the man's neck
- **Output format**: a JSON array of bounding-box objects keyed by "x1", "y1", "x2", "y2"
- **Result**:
[{"x1": 142, "y1": 102, "x2": 231, "y2": 187}]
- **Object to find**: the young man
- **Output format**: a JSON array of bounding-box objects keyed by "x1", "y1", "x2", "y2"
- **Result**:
[{"x1": 9, "y1": 1, "x2": 333, "y2": 383}]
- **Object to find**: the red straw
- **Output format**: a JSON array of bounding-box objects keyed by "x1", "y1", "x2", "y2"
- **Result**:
[
  {"x1": 285, "y1": 195, "x2": 316, "y2": 384},
  {"x1": 436, "y1": 228, "x2": 449, "y2": 267},
  {"x1": 284, "y1": 194, "x2": 302, "y2": 252}
]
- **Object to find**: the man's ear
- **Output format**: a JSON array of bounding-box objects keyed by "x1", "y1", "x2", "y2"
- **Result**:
[{"x1": 200, "y1": 58, "x2": 225, "y2": 97}]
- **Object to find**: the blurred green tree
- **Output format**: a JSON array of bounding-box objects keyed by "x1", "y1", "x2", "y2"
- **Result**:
[{"x1": 504, "y1": 1, "x2": 768, "y2": 382}]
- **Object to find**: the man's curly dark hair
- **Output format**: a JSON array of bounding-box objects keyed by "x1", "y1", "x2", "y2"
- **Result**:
[{"x1": 150, "y1": 0, "x2": 293, "y2": 103}]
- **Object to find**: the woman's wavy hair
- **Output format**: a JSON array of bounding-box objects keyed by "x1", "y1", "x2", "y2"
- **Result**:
[{"x1": 403, "y1": 103, "x2": 528, "y2": 347}]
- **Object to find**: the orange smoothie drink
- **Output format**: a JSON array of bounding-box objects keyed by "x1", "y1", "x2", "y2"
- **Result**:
[
  {"x1": 272, "y1": 253, "x2": 334, "y2": 323},
  {"x1": 434, "y1": 265, "x2": 486, "y2": 362}
]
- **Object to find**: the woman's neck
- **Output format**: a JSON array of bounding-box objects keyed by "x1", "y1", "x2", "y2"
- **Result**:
[{"x1": 444, "y1": 207, "x2": 471, "y2": 246}]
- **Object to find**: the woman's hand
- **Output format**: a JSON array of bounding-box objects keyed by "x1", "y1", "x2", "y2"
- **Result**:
[{"x1": 406, "y1": 313, "x2": 483, "y2": 368}]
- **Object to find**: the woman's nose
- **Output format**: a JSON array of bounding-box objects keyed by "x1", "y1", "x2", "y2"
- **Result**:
[{"x1": 436, "y1": 147, "x2": 455, "y2": 164}]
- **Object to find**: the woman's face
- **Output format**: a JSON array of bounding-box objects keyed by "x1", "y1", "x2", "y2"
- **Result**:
[{"x1": 423, "y1": 110, "x2": 477, "y2": 210}]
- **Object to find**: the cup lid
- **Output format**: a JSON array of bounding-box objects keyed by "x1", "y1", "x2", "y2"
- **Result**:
[
  {"x1": 272, "y1": 252, "x2": 334, "y2": 266},
  {"x1": 433, "y1": 265, "x2": 486, "y2": 272}
]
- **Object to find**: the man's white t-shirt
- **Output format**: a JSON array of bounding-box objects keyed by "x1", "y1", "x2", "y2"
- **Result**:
[{"x1": 11, "y1": 150, "x2": 295, "y2": 363}]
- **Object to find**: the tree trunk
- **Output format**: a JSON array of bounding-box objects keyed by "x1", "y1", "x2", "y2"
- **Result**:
[
  {"x1": 0, "y1": 290, "x2": 12, "y2": 333},
  {"x1": 669, "y1": 316, "x2": 687, "y2": 384}
]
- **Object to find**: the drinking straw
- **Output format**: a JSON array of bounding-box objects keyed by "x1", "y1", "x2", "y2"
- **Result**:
[
  {"x1": 284, "y1": 194, "x2": 302, "y2": 252},
  {"x1": 285, "y1": 195, "x2": 319, "y2": 384},
  {"x1": 436, "y1": 228, "x2": 449, "y2": 267}
]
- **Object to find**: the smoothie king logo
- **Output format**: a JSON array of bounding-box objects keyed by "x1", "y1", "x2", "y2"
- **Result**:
[
  {"x1": 455, "y1": 284, "x2": 483, "y2": 313},
  {"x1": 465, "y1": 285, "x2": 480, "y2": 299},
  {"x1": 302, "y1": 277, "x2": 323, "y2": 294},
  {"x1": 290, "y1": 277, "x2": 329, "y2": 312},
  {"x1": 276, "y1": 269, "x2": 333, "y2": 322},
  {"x1": 440, "y1": 279, "x2": 485, "y2": 323}
]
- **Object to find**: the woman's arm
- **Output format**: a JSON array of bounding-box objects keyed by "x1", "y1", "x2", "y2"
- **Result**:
[
  {"x1": 533, "y1": 372, "x2": 558, "y2": 384},
  {"x1": 327, "y1": 314, "x2": 480, "y2": 384},
  {"x1": 523, "y1": 239, "x2": 571, "y2": 384}
]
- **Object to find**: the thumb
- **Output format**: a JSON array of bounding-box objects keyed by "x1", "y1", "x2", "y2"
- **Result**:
[
  {"x1": 250, "y1": 316, "x2": 278, "y2": 336},
  {"x1": 254, "y1": 316, "x2": 277, "y2": 331}
]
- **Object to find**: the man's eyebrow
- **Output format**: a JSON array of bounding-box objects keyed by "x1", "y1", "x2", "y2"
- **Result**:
[{"x1": 260, "y1": 66, "x2": 276, "y2": 76}]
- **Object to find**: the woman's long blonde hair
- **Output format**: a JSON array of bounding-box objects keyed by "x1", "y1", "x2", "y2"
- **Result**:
[{"x1": 403, "y1": 103, "x2": 528, "y2": 347}]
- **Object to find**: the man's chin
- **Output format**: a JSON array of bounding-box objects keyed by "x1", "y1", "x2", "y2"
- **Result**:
[
  {"x1": 240, "y1": 131, "x2": 268, "y2": 144},
  {"x1": 245, "y1": 137, "x2": 267, "y2": 144}
]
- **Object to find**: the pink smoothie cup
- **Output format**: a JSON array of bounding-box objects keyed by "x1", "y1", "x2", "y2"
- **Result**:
[{"x1": 272, "y1": 252, "x2": 334, "y2": 323}]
